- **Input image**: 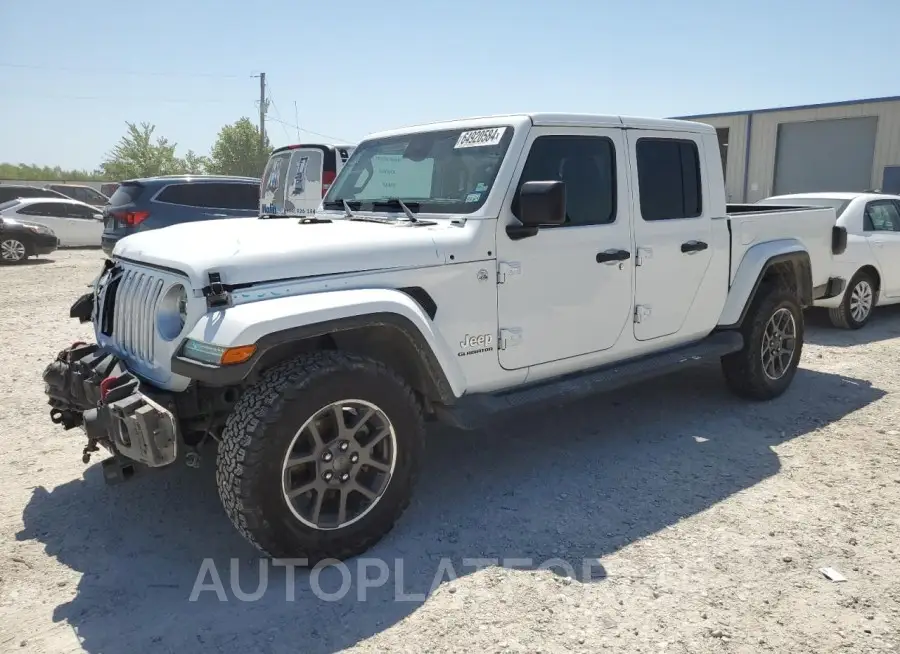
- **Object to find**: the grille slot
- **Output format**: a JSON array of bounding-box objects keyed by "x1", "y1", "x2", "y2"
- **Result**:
[{"x1": 101, "y1": 266, "x2": 168, "y2": 365}]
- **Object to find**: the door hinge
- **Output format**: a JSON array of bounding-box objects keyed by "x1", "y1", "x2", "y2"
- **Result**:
[
  {"x1": 635, "y1": 247, "x2": 653, "y2": 267},
  {"x1": 498, "y1": 328, "x2": 523, "y2": 349},
  {"x1": 634, "y1": 305, "x2": 652, "y2": 323},
  {"x1": 497, "y1": 261, "x2": 521, "y2": 284}
]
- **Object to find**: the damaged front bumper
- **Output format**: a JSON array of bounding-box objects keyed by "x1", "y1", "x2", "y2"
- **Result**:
[{"x1": 42, "y1": 342, "x2": 180, "y2": 470}]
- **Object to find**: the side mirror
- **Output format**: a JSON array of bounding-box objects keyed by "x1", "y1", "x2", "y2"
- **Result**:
[{"x1": 507, "y1": 180, "x2": 566, "y2": 240}]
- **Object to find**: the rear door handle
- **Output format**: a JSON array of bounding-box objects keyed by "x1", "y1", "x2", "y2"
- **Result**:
[
  {"x1": 596, "y1": 249, "x2": 631, "y2": 264},
  {"x1": 681, "y1": 240, "x2": 709, "y2": 254}
]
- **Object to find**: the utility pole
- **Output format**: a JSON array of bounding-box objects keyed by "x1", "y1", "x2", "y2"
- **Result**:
[
  {"x1": 294, "y1": 101, "x2": 301, "y2": 141},
  {"x1": 258, "y1": 72, "x2": 267, "y2": 155}
]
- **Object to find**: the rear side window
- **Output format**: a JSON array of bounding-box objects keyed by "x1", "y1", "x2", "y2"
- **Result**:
[
  {"x1": 156, "y1": 182, "x2": 259, "y2": 210},
  {"x1": 863, "y1": 201, "x2": 900, "y2": 232},
  {"x1": 108, "y1": 183, "x2": 145, "y2": 206},
  {"x1": 636, "y1": 138, "x2": 702, "y2": 220}
]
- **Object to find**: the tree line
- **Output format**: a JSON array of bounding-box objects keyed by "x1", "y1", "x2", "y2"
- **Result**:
[{"x1": 0, "y1": 117, "x2": 272, "y2": 182}]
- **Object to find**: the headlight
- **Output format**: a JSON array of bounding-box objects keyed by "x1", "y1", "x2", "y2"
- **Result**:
[
  {"x1": 157, "y1": 284, "x2": 188, "y2": 341},
  {"x1": 181, "y1": 339, "x2": 257, "y2": 366},
  {"x1": 25, "y1": 224, "x2": 52, "y2": 235}
]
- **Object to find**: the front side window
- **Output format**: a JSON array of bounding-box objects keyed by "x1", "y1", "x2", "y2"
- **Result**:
[
  {"x1": 864, "y1": 201, "x2": 900, "y2": 231},
  {"x1": 324, "y1": 126, "x2": 514, "y2": 215},
  {"x1": 17, "y1": 202, "x2": 58, "y2": 216},
  {"x1": 513, "y1": 135, "x2": 616, "y2": 226}
]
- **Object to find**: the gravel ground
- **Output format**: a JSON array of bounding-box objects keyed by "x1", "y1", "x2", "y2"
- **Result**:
[{"x1": 1, "y1": 249, "x2": 899, "y2": 654}]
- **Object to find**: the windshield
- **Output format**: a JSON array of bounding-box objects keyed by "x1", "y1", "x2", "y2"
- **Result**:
[
  {"x1": 323, "y1": 126, "x2": 514, "y2": 215},
  {"x1": 757, "y1": 197, "x2": 851, "y2": 218}
]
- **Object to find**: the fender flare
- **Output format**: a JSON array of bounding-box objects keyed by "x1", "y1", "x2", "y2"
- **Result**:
[
  {"x1": 171, "y1": 288, "x2": 466, "y2": 402},
  {"x1": 718, "y1": 239, "x2": 812, "y2": 328}
]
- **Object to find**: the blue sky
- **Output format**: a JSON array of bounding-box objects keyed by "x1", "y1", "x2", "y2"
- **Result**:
[{"x1": 2, "y1": 0, "x2": 897, "y2": 170}]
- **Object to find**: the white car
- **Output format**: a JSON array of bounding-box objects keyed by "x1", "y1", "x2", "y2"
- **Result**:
[
  {"x1": 757, "y1": 192, "x2": 900, "y2": 328},
  {"x1": 0, "y1": 198, "x2": 104, "y2": 247}
]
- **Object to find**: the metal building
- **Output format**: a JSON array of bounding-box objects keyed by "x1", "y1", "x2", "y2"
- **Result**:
[{"x1": 674, "y1": 96, "x2": 900, "y2": 203}]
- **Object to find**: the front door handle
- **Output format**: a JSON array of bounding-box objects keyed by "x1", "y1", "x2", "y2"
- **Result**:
[
  {"x1": 681, "y1": 240, "x2": 709, "y2": 254},
  {"x1": 596, "y1": 249, "x2": 631, "y2": 264}
]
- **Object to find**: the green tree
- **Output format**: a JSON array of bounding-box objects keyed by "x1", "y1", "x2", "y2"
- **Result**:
[
  {"x1": 182, "y1": 150, "x2": 209, "y2": 175},
  {"x1": 99, "y1": 121, "x2": 187, "y2": 179},
  {"x1": 0, "y1": 162, "x2": 107, "y2": 181},
  {"x1": 207, "y1": 117, "x2": 271, "y2": 177}
]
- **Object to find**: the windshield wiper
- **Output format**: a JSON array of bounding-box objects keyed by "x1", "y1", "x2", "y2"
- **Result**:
[{"x1": 371, "y1": 198, "x2": 420, "y2": 222}]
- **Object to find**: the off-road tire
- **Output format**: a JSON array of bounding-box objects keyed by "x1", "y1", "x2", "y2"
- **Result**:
[
  {"x1": 0, "y1": 238, "x2": 28, "y2": 264},
  {"x1": 216, "y1": 350, "x2": 425, "y2": 563},
  {"x1": 828, "y1": 270, "x2": 876, "y2": 330},
  {"x1": 721, "y1": 283, "x2": 804, "y2": 401}
]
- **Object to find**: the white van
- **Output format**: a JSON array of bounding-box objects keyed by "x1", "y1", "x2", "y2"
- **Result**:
[{"x1": 259, "y1": 143, "x2": 355, "y2": 217}]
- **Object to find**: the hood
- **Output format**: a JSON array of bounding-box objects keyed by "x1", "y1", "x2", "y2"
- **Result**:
[{"x1": 112, "y1": 216, "x2": 448, "y2": 287}]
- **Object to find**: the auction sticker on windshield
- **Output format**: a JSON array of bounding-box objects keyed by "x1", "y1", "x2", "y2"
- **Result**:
[{"x1": 455, "y1": 127, "x2": 506, "y2": 149}]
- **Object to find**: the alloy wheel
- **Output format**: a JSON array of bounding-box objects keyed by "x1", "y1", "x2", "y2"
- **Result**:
[
  {"x1": 761, "y1": 307, "x2": 797, "y2": 381},
  {"x1": 0, "y1": 239, "x2": 26, "y2": 262},
  {"x1": 849, "y1": 280, "x2": 874, "y2": 323},
  {"x1": 281, "y1": 399, "x2": 397, "y2": 530}
]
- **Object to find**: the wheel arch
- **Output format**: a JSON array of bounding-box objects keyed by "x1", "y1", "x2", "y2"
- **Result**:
[
  {"x1": 719, "y1": 244, "x2": 812, "y2": 329},
  {"x1": 854, "y1": 264, "x2": 881, "y2": 294},
  {"x1": 172, "y1": 288, "x2": 465, "y2": 406}
]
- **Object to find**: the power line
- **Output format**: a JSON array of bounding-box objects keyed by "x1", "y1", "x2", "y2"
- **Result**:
[
  {"x1": 265, "y1": 116, "x2": 349, "y2": 143},
  {"x1": 0, "y1": 61, "x2": 247, "y2": 79},
  {"x1": 266, "y1": 90, "x2": 293, "y2": 141},
  {"x1": 11, "y1": 93, "x2": 239, "y2": 104}
]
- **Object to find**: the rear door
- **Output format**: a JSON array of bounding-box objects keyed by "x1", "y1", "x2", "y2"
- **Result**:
[
  {"x1": 62, "y1": 202, "x2": 104, "y2": 246},
  {"x1": 862, "y1": 199, "x2": 900, "y2": 297},
  {"x1": 628, "y1": 131, "x2": 713, "y2": 341}
]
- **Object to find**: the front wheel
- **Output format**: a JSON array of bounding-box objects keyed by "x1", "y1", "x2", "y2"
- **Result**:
[
  {"x1": 0, "y1": 238, "x2": 28, "y2": 264},
  {"x1": 216, "y1": 351, "x2": 424, "y2": 562},
  {"x1": 721, "y1": 284, "x2": 804, "y2": 400}
]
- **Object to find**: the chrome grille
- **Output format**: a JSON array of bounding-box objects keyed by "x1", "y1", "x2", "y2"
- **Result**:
[{"x1": 106, "y1": 267, "x2": 165, "y2": 363}]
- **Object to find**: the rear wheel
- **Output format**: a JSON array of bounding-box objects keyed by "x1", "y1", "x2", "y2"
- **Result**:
[
  {"x1": 721, "y1": 283, "x2": 804, "y2": 400},
  {"x1": 828, "y1": 270, "x2": 876, "y2": 329},
  {"x1": 0, "y1": 238, "x2": 27, "y2": 264},
  {"x1": 216, "y1": 351, "x2": 424, "y2": 562}
]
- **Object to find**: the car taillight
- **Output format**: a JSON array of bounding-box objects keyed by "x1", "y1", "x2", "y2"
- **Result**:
[
  {"x1": 111, "y1": 210, "x2": 150, "y2": 226},
  {"x1": 322, "y1": 170, "x2": 336, "y2": 197}
]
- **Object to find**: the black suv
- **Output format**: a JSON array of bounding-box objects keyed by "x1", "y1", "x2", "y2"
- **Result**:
[
  {"x1": 0, "y1": 185, "x2": 70, "y2": 203},
  {"x1": 101, "y1": 175, "x2": 261, "y2": 256}
]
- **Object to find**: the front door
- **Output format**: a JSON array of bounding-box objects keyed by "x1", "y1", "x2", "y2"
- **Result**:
[
  {"x1": 17, "y1": 203, "x2": 71, "y2": 243},
  {"x1": 496, "y1": 127, "x2": 634, "y2": 370},
  {"x1": 627, "y1": 131, "x2": 714, "y2": 341},
  {"x1": 862, "y1": 199, "x2": 900, "y2": 297}
]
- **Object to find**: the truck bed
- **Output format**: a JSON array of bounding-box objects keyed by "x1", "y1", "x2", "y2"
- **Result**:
[{"x1": 723, "y1": 205, "x2": 838, "y2": 291}]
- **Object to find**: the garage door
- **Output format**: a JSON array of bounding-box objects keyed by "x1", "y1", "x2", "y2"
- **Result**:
[{"x1": 773, "y1": 116, "x2": 878, "y2": 195}]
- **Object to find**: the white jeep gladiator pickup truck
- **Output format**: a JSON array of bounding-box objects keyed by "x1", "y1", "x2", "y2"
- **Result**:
[{"x1": 43, "y1": 112, "x2": 848, "y2": 562}]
